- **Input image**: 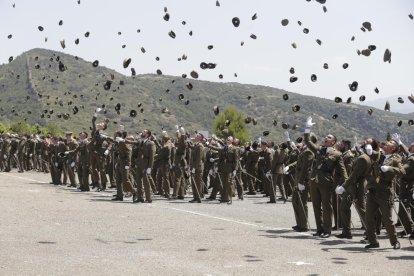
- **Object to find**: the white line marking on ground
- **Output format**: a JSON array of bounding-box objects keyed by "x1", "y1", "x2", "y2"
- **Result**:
[{"x1": 163, "y1": 206, "x2": 312, "y2": 236}]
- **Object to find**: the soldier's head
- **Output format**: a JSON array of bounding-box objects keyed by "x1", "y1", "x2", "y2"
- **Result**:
[
  {"x1": 260, "y1": 141, "x2": 267, "y2": 150},
  {"x1": 96, "y1": 122, "x2": 107, "y2": 131},
  {"x1": 252, "y1": 141, "x2": 258, "y2": 150},
  {"x1": 233, "y1": 138, "x2": 240, "y2": 146},
  {"x1": 141, "y1": 129, "x2": 151, "y2": 139},
  {"x1": 382, "y1": 139, "x2": 399, "y2": 155},
  {"x1": 65, "y1": 131, "x2": 73, "y2": 140},
  {"x1": 114, "y1": 131, "x2": 122, "y2": 138},
  {"x1": 324, "y1": 134, "x2": 337, "y2": 147},
  {"x1": 195, "y1": 133, "x2": 204, "y2": 142},
  {"x1": 225, "y1": 136, "x2": 234, "y2": 145},
  {"x1": 79, "y1": 131, "x2": 88, "y2": 140}
]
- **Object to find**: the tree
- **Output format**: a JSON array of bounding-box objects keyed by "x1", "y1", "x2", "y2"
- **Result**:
[{"x1": 212, "y1": 107, "x2": 249, "y2": 144}]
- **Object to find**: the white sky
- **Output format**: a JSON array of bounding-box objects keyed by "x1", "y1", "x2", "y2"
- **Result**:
[{"x1": 1, "y1": 0, "x2": 414, "y2": 102}]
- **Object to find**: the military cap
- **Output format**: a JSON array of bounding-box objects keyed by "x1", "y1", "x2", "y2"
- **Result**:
[
  {"x1": 349, "y1": 81, "x2": 358, "y2": 92},
  {"x1": 232, "y1": 17, "x2": 240, "y2": 27},
  {"x1": 263, "y1": 131, "x2": 270, "y2": 136},
  {"x1": 123, "y1": 58, "x2": 132, "y2": 68},
  {"x1": 292, "y1": 105, "x2": 300, "y2": 112},
  {"x1": 383, "y1": 49, "x2": 391, "y2": 63},
  {"x1": 384, "y1": 101, "x2": 390, "y2": 111},
  {"x1": 92, "y1": 60, "x2": 99, "y2": 67},
  {"x1": 213, "y1": 106, "x2": 219, "y2": 116},
  {"x1": 281, "y1": 19, "x2": 289, "y2": 26},
  {"x1": 282, "y1": 123, "x2": 289, "y2": 129},
  {"x1": 283, "y1": 94, "x2": 289, "y2": 100},
  {"x1": 397, "y1": 97, "x2": 404, "y2": 104}
]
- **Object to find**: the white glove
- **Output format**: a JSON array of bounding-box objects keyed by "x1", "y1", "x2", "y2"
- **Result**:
[
  {"x1": 70, "y1": 161, "x2": 75, "y2": 168},
  {"x1": 284, "y1": 131, "x2": 290, "y2": 142},
  {"x1": 266, "y1": 171, "x2": 271, "y2": 178},
  {"x1": 209, "y1": 169, "x2": 213, "y2": 175},
  {"x1": 104, "y1": 149, "x2": 110, "y2": 156},
  {"x1": 233, "y1": 170, "x2": 236, "y2": 177},
  {"x1": 64, "y1": 151, "x2": 69, "y2": 155},
  {"x1": 242, "y1": 168, "x2": 246, "y2": 173},
  {"x1": 211, "y1": 134, "x2": 217, "y2": 140},
  {"x1": 125, "y1": 166, "x2": 130, "y2": 170},
  {"x1": 206, "y1": 141, "x2": 210, "y2": 145},
  {"x1": 335, "y1": 185, "x2": 345, "y2": 195},
  {"x1": 365, "y1": 144, "x2": 372, "y2": 156},
  {"x1": 3, "y1": 155, "x2": 7, "y2": 159},
  {"x1": 353, "y1": 135, "x2": 359, "y2": 148},
  {"x1": 258, "y1": 157, "x2": 264, "y2": 160},
  {"x1": 146, "y1": 168, "x2": 151, "y2": 174},
  {"x1": 380, "y1": 165, "x2": 390, "y2": 172},
  {"x1": 54, "y1": 162, "x2": 58, "y2": 167},
  {"x1": 175, "y1": 125, "x2": 179, "y2": 130},
  {"x1": 29, "y1": 154, "x2": 33, "y2": 157},
  {"x1": 209, "y1": 158, "x2": 216, "y2": 163},
  {"x1": 391, "y1": 133, "x2": 402, "y2": 145},
  {"x1": 115, "y1": 137, "x2": 124, "y2": 143},
  {"x1": 298, "y1": 183, "x2": 305, "y2": 191},
  {"x1": 179, "y1": 127, "x2": 185, "y2": 135},
  {"x1": 283, "y1": 166, "x2": 290, "y2": 174},
  {"x1": 191, "y1": 168, "x2": 195, "y2": 174},
  {"x1": 214, "y1": 167, "x2": 218, "y2": 173},
  {"x1": 38, "y1": 155, "x2": 41, "y2": 159},
  {"x1": 305, "y1": 117, "x2": 315, "y2": 128}
]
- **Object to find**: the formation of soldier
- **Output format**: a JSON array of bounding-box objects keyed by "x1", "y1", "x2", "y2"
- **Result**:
[{"x1": 0, "y1": 115, "x2": 413, "y2": 250}]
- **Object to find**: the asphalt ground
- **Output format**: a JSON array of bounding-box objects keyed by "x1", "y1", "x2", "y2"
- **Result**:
[{"x1": 0, "y1": 171, "x2": 413, "y2": 276}]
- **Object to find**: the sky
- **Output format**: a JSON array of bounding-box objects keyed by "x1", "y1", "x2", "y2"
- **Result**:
[{"x1": 1, "y1": 0, "x2": 414, "y2": 103}]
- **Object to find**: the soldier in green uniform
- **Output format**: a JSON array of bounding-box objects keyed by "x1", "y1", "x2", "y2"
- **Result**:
[
  {"x1": 269, "y1": 143, "x2": 288, "y2": 203},
  {"x1": 172, "y1": 126, "x2": 187, "y2": 199},
  {"x1": 335, "y1": 142, "x2": 376, "y2": 239},
  {"x1": 189, "y1": 133, "x2": 205, "y2": 203},
  {"x1": 286, "y1": 132, "x2": 315, "y2": 232},
  {"x1": 363, "y1": 138, "x2": 404, "y2": 249},
  {"x1": 304, "y1": 117, "x2": 348, "y2": 238},
  {"x1": 155, "y1": 131, "x2": 173, "y2": 199},
  {"x1": 63, "y1": 132, "x2": 78, "y2": 187},
  {"x1": 244, "y1": 141, "x2": 260, "y2": 195},
  {"x1": 90, "y1": 115, "x2": 110, "y2": 191}
]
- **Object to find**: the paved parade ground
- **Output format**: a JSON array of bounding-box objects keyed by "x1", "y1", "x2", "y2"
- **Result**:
[{"x1": 0, "y1": 171, "x2": 413, "y2": 276}]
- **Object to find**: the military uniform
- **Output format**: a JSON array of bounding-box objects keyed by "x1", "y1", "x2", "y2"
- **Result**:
[
  {"x1": 64, "y1": 137, "x2": 78, "y2": 187},
  {"x1": 172, "y1": 134, "x2": 188, "y2": 199},
  {"x1": 90, "y1": 116, "x2": 109, "y2": 190},
  {"x1": 190, "y1": 141, "x2": 205, "y2": 201},
  {"x1": 156, "y1": 139, "x2": 173, "y2": 198},
  {"x1": 397, "y1": 144, "x2": 414, "y2": 236},
  {"x1": 270, "y1": 144, "x2": 288, "y2": 203},
  {"x1": 136, "y1": 138, "x2": 156, "y2": 202},
  {"x1": 365, "y1": 152, "x2": 404, "y2": 247},
  {"x1": 113, "y1": 139, "x2": 136, "y2": 200},
  {"x1": 339, "y1": 153, "x2": 371, "y2": 237},
  {"x1": 292, "y1": 146, "x2": 315, "y2": 231},
  {"x1": 244, "y1": 148, "x2": 260, "y2": 195},
  {"x1": 304, "y1": 133, "x2": 348, "y2": 236}
]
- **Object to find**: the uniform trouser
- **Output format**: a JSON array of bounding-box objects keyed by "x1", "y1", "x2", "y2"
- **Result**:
[
  {"x1": 135, "y1": 169, "x2": 152, "y2": 201},
  {"x1": 173, "y1": 168, "x2": 185, "y2": 198},
  {"x1": 115, "y1": 165, "x2": 135, "y2": 198},
  {"x1": 41, "y1": 154, "x2": 49, "y2": 173},
  {"x1": 77, "y1": 161, "x2": 89, "y2": 190},
  {"x1": 340, "y1": 191, "x2": 366, "y2": 235},
  {"x1": 209, "y1": 173, "x2": 221, "y2": 199},
  {"x1": 64, "y1": 161, "x2": 77, "y2": 186},
  {"x1": 332, "y1": 191, "x2": 342, "y2": 228},
  {"x1": 202, "y1": 169, "x2": 210, "y2": 193},
  {"x1": 270, "y1": 173, "x2": 286, "y2": 202},
  {"x1": 284, "y1": 174, "x2": 293, "y2": 197},
  {"x1": 234, "y1": 172, "x2": 244, "y2": 199},
  {"x1": 17, "y1": 153, "x2": 24, "y2": 172},
  {"x1": 257, "y1": 167, "x2": 266, "y2": 191},
  {"x1": 310, "y1": 180, "x2": 335, "y2": 233},
  {"x1": 366, "y1": 192, "x2": 398, "y2": 245},
  {"x1": 90, "y1": 152, "x2": 107, "y2": 189},
  {"x1": 107, "y1": 159, "x2": 115, "y2": 186},
  {"x1": 246, "y1": 169, "x2": 257, "y2": 193},
  {"x1": 292, "y1": 187, "x2": 309, "y2": 230},
  {"x1": 157, "y1": 164, "x2": 170, "y2": 197},
  {"x1": 399, "y1": 198, "x2": 414, "y2": 235},
  {"x1": 191, "y1": 168, "x2": 203, "y2": 200},
  {"x1": 219, "y1": 172, "x2": 232, "y2": 202}
]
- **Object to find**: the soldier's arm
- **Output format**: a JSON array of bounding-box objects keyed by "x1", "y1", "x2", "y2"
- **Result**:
[
  {"x1": 303, "y1": 133, "x2": 320, "y2": 154},
  {"x1": 147, "y1": 142, "x2": 156, "y2": 168},
  {"x1": 399, "y1": 143, "x2": 410, "y2": 156},
  {"x1": 335, "y1": 155, "x2": 348, "y2": 182}
]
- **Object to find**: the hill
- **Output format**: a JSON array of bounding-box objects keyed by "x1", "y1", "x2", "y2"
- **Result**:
[{"x1": 0, "y1": 48, "x2": 413, "y2": 143}]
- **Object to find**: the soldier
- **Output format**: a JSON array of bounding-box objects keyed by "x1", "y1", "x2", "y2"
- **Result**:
[
  {"x1": 259, "y1": 141, "x2": 273, "y2": 197},
  {"x1": 172, "y1": 126, "x2": 188, "y2": 200},
  {"x1": 90, "y1": 115, "x2": 110, "y2": 191},
  {"x1": 205, "y1": 139, "x2": 220, "y2": 200},
  {"x1": 335, "y1": 141, "x2": 376, "y2": 239},
  {"x1": 112, "y1": 131, "x2": 136, "y2": 201},
  {"x1": 303, "y1": 117, "x2": 348, "y2": 238},
  {"x1": 155, "y1": 131, "x2": 173, "y2": 199},
  {"x1": 63, "y1": 132, "x2": 78, "y2": 187},
  {"x1": 333, "y1": 140, "x2": 355, "y2": 230},
  {"x1": 25, "y1": 135, "x2": 36, "y2": 171},
  {"x1": 189, "y1": 133, "x2": 205, "y2": 203},
  {"x1": 269, "y1": 142, "x2": 288, "y2": 203},
  {"x1": 391, "y1": 134, "x2": 414, "y2": 239},
  {"x1": 363, "y1": 138, "x2": 404, "y2": 249},
  {"x1": 134, "y1": 129, "x2": 156, "y2": 203},
  {"x1": 16, "y1": 135, "x2": 26, "y2": 173},
  {"x1": 286, "y1": 132, "x2": 315, "y2": 232},
  {"x1": 233, "y1": 138, "x2": 244, "y2": 200},
  {"x1": 8, "y1": 134, "x2": 20, "y2": 172},
  {"x1": 67, "y1": 131, "x2": 90, "y2": 191},
  {"x1": 206, "y1": 136, "x2": 237, "y2": 204},
  {"x1": 244, "y1": 141, "x2": 260, "y2": 195}
]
